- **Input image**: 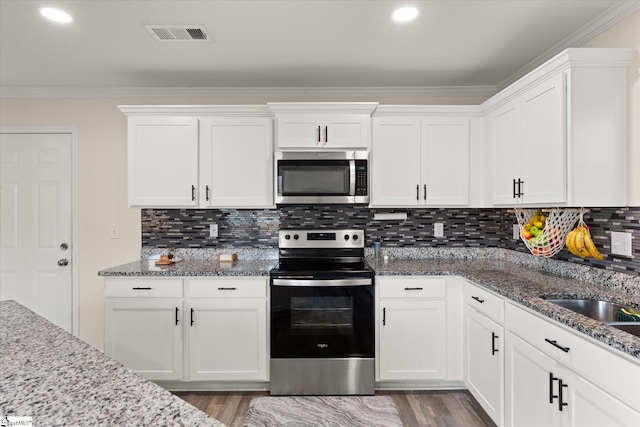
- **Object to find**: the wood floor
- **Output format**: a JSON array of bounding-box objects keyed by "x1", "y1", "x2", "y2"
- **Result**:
[{"x1": 174, "y1": 390, "x2": 495, "y2": 427}]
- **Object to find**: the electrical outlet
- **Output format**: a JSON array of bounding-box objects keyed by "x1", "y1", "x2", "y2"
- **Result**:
[
  {"x1": 434, "y1": 223, "x2": 444, "y2": 238},
  {"x1": 611, "y1": 231, "x2": 632, "y2": 257},
  {"x1": 109, "y1": 224, "x2": 120, "y2": 239},
  {"x1": 209, "y1": 223, "x2": 219, "y2": 238},
  {"x1": 513, "y1": 224, "x2": 520, "y2": 240}
]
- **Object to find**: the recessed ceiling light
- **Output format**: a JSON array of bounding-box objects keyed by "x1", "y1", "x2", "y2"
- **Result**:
[
  {"x1": 392, "y1": 6, "x2": 418, "y2": 22},
  {"x1": 40, "y1": 7, "x2": 73, "y2": 23}
]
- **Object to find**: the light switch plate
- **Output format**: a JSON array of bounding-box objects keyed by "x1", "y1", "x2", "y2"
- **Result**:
[
  {"x1": 434, "y1": 222, "x2": 444, "y2": 238},
  {"x1": 109, "y1": 224, "x2": 120, "y2": 239},
  {"x1": 209, "y1": 223, "x2": 219, "y2": 238},
  {"x1": 611, "y1": 231, "x2": 632, "y2": 257},
  {"x1": 513, "y1": 224, "x2": 520, "y2": 240}
]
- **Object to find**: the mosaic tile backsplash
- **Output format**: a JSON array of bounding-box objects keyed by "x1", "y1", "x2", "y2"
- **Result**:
[{"x1": 142, "y1": 206, "x2": 640, "y2": 276}]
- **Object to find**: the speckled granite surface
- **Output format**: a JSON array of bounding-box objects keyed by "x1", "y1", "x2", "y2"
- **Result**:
[
  {"x1": 98, "y1": 258, "x2": 277, "y2": 277},
  {"x1": 370, "y1": 257, "x2": 640, "y2": 360},
  {"x1": 0, "y1": 300, "x2": 224, "y2": 426}
]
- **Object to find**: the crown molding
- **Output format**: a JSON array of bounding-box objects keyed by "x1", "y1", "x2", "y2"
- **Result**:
[
  {"x1": 497, "y1": 0, "x2": 640, "y2": 91},
  {"x1": 117, "y1": 105, "x2": 274, "y2": 117},
  {"x1": 372, "y1": 105, "x2": 483, "y2": 117},
  {"x1": 0, "y1": 85, "x2": 497, "y2": 99}
]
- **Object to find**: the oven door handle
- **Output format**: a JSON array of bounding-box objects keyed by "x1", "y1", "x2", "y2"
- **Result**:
[{"x1": 271, "y1": 278, "x2": 372, "y2": 287}]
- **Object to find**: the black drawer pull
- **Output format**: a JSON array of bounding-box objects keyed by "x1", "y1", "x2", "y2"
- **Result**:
[
  {"x1": 545, "y1": 338, "x2": 570, "y2": 353},
  {"x1": 491, "y1": 332, "x2": 499, "y2": 355},
  {"x1": 559, "y1": 379, "x2": 569, "y2": 411},
  {"x1": 549, "y1": 373, "x2": 559, "y2": 404},
  {"x1": 190, "y1": 308, "x2": 194, "y2": 326},
  {"x1": 471, "y1": 296, "x2": 485, "y2": 303},
  {"x1": 217, "y1": 287, "x2": 237, "y2": 291},
  {"x1": 132, "y1": 287, "x2": 151, "y2": 290},
  {"x1": 404, "y1": 287, "x2": 423, "y2": 291},
  {"x1": 382, "y1": 307, "x2": 386, "y2": 326},
  {"x1": 175, "y1": 307, "x2": 179, "y2": 326}
]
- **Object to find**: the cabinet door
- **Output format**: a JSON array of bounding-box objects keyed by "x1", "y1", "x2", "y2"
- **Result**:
[
  {"x1": 104, "y1": 299, "x2": 183, "y2": 380},
  {"x1": 505, "y1": 331, "x2": 569, "y2": 427},
  {"x1": 201, "y1": 117, "x2": 273, "y2": 207},
  {"x1": 466, "y1": 308, "x2": 503, "y2": 426},
  {"x1": 188, "y1": 299, "x2": 267, "y2": 381},
  {"x1": 491, "y1": 100, "x2": 521, "y2": 205},
  {"x1": 570, "y1": 374, "x2": 640, "y2": 427},
  {"x1": 379, "y1": 299, "x2": 447, "y2": 380},
  {"x1": 127, "y1": 117, "x2": 199, "y2": 207},
  {"x1": 323, "y1": 115, "x2": 370, "y2": 149},
  {"x1": 371, "y1": 117, "x2": 421, "y2": 206},
  {"x1": 421, "y1": 117, "x2": 470, "y2": 206},
  {"x1": 275, "y1": 116, "x2": 322, "y2": 148},
  {"x1": 520, "y1": 73, "x2": 566, "y2": 205}
]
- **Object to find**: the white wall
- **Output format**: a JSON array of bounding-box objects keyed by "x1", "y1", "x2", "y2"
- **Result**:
[
  {"x1": 0, "y1": 94, "x2": 486, "y2": 349},
  {"x1": 580, "y1": 8, "x2": 640, "y2": 205}
]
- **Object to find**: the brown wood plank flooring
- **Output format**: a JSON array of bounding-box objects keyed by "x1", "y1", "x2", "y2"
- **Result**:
[{"x1": 174, "y1": 390, "x2": 495, "y2": 427}]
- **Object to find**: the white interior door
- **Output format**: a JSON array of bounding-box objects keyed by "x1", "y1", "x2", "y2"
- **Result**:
[{"x1": 0, "y1": 133, "x2": 73, "y2": 332}]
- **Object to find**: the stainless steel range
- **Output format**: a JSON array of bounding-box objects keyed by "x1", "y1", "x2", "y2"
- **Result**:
[{"x1": 269, "y1": 229, "x2": 375, "y2": 395}]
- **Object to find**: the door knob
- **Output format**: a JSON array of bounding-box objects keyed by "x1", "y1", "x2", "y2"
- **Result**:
[
  {"x1": 57, "y1": 259, "x2": 69, "y2": 266},
  {"x1": 60, "y1": 243, "x2": 68, "y2": 251}
]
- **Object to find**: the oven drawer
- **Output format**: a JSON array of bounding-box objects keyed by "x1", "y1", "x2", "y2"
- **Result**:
[
  {"x1": 378, "y1": 276, "x2": 446, "y2": 298},
  {"x1": 188, "y1": 278, "x2": 267, "y2": 298}
]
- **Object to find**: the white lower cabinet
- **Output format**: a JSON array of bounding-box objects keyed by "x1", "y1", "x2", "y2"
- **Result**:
[
  {"x1": 377, "y1": 276, "x2": 461, "y2": 382},
  {"x1": 104, "y1": 276, "x2": 268, "y2": 384},
  {"x1": 187, "y1": 278, "x2": 268, "y2": 381}
]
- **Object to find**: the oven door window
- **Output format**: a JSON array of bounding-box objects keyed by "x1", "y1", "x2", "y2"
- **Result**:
[
  {"x1": 271, "y1": 284, "x2": 374, "y2": 358},
  {"x1": 278, "y1": 160, "x2": 350, "y2": 196}
]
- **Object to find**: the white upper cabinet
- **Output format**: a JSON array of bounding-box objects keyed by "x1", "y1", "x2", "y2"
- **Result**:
[
  {"x1": 372, "y1": 110, "x2": 474, "y2": 207},
  {"x1": 127, "y1": 117, "x2": 199, "y2": 207},
  {"x1": 484, "y1": 48, "x2": 634, "y2": 207},
  {"x1": 119, "y1": 106, "x2": 274, "y2": 208},
  {"x1": 268, "y1": 102, "x2": 377, "y2": 150},
  {"x1": 200, "y1": 117, "x2": 273, "y2": 208}
]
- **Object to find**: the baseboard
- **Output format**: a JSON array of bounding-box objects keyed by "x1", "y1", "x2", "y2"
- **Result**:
[
  {"x1": 375, "y1": 380, "x2": 466, "y2": 390},
  {"x1": 156, "y1": 380, "x2": 270, "y2": 392}
]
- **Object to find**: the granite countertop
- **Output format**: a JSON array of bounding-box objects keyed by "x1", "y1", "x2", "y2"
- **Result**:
[
  {"x1": 369, "y1": 257, "x2": 640, "y2": 360},
  {"x1": 98, "y1": 258, "x2": 277, "y2": 277},
  {"x1": 0, "y1": 300, "x2": 224, "y2": 426}
]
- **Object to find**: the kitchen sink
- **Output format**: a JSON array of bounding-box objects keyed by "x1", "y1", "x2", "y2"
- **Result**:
[
  {"x1": 610, "y1": 324, "x2": 640, "y2": 339},
  {"x1": 545, "y1": 299, "x2": 637, "y2": 323}
]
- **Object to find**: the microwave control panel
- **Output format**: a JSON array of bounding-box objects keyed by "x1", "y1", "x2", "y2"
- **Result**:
[{"x1": 355, "y1": 160, "x2": 368, "y2": 196}]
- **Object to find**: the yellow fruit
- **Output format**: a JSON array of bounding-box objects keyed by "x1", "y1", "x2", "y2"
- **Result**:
[
  {"x1": 573, "y1": 227, "x2": 590, "y2": 258},
  {"x1": 582, "y1": 227, "x2": 604, "y2": 261},
  {"x1": 565, "y1": 229, "x2": 580, "y2": 256},
  {"x1": 533, "y1": 221, "x2": 544, "y2": 228}
]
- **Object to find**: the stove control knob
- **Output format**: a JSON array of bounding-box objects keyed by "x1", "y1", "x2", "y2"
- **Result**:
[
  {"x1": 344, "y1": 235, "x2": 350, "y2": 241},
  {"x1": 293, "y1": 234, "x2": 299, "y2": 240},
  {"x1": 352, "y1": 234, "x2": 359, "y2": 241},
  {"x1": 284, "y1": 234, "x2": 291, "y2": 240}
]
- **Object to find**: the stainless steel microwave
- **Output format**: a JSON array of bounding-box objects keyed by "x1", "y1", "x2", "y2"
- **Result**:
[{"x1": 275, "y1": 151, "x2": 369, "y2": 205}]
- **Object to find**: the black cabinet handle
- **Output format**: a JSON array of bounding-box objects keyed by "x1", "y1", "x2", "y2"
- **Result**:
[
  {"x1": 317, "y1": 126, "x2": 321, "y2": 143},
  {"x1": 471, "y1": 296, "x2": 485, "y2": 303},
  {"x1": 549, "y1": 373, "x2": 559, "y2": 404},
  {"x1": 206, "y1": 185, "x2": 210, "y2": 201},
  {"x1": 513, "y1": 178, "x2": 517, "y2": 199},
  {"x1": 191, "y1": 185, "x2": 196, "y2": 201},
  {"x1": 416, "y1": 184, "x2": 419, "y2": 201},
  {"x1": 423, "y1": 184, "x2": 427, "y2": 201},
  {"x1": 132, "y1": 287, "x2": 151, "y2": 290},
  {"x1": 325, "y1": 126, "x2": 328, "y2": 143},
  {"x1": 383, "y1": 307, "x2": 386, "y2": 326},
  {"x1": 518, "y1": 179, "x2": 524, "y2": 197},
  {"x1": 545, "y1": 338, "x2": 570, "y2": 353},
  {"x1": 404, "y1": 287, "x2": 423, "y2": 291},
  {"x1": 190, "y1": 308, "x2": 194, "y2": 326},
  {"x1": 559, "y1": 379, "x2": 569, "y2": 411},
  {"x1": 175, "y1": 307, "x2": 179, "y2": 325},
  {"x1": 491, "y1": 332, "x2": 499, "y2": 355},
  {"x1": 217, "y1": 287, "x2": 237, "y2": 291}
]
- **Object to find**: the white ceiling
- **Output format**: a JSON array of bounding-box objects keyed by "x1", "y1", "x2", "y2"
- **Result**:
[{"x1": 1, "y1": 0, "x2": 638, "y2": 97}]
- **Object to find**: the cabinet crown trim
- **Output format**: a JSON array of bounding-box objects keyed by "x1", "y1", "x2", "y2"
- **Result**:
[
  {"x1": 267, "y1": 102, "x2": 378, "y2": 116},
  {"x1": 117, "y1": 105, "x2": 274, "y2": 117},
  {"x1": 373, "y1": 105, "x2": 483, "y2": 117}
]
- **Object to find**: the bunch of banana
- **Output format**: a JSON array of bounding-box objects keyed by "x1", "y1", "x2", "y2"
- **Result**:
[{"x1": 566, "y1": 225, "x2": 604, "y2": 260}]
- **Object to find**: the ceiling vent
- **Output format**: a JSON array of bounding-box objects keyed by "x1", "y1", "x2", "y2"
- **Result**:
[{"x1": 145, "y1": 25, "x2": 211, "y2": 42}]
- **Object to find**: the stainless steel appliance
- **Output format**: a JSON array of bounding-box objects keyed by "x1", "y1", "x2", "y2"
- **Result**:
[
  {"x1": 275, "y1": 151, "x2": 369, "y2": 205},
  {"x1": 270, "y1": 229, "x2": 374, "y2": 395}
]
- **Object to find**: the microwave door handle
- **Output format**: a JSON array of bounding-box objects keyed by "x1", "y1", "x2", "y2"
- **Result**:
[{"x1": 349, "y1": 159, "x2": 356, "y2": 196}]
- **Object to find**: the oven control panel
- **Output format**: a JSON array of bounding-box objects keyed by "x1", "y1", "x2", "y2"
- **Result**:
[{"x1": 279, "y1": 229, "x2": 364, "y2": 248}]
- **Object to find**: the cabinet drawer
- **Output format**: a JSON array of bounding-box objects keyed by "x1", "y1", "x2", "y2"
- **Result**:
[
  {"x1": 104, "y1": 278, "x2": 183, "y2": 298},
  {"x1": 464, "y1": 281, "x2": 504, "y2": 323},
  {"x1": 506, "y1": 302, "x2": 640, "y2": 410},
  {"x1": 188, "y1": 277, "x2": 267, "y2": 298},
  {"x1": 378, "y1": 276, "x2": 446, "y2": 298}
]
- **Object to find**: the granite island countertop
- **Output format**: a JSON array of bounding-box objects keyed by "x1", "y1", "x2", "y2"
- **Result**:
[
  {"x1": 0, "y1": 300, "x2": 225, "y2": 426},
  {"x1": 369, "y1": 257, "x2": 640, "y2": 361},
  {"x1": 98, "y1": 258, "x2": 277, "y2": 277}
]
